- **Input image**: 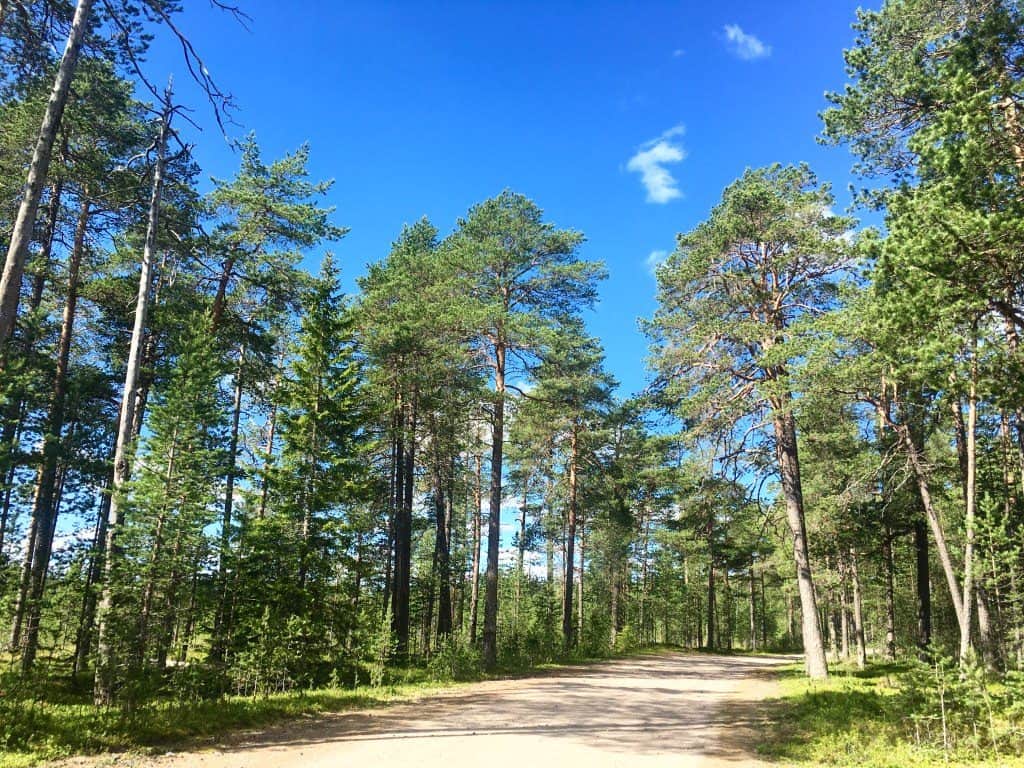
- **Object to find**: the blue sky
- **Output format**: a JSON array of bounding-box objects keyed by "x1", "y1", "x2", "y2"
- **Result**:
[{"x1": 145, "y1": 0, "x2": 876, "y2": 397}]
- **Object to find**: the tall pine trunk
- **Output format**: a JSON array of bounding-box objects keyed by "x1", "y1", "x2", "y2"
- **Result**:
[
  {"x1": 884, "y1": 400, "x2": 966, "y2": 639},
  {"x1": 0, "y1": 0, "x2": 92, "y2": 347},
  {"x1": 960, "y1": 340, "x2": 979, "y2": 661},
  {"x1": 706, "y1": 556, "x2": 716, "y2": 650},
  {"x1": 73, "y1": 475, "x2": 111, "y2": 676},
  {"x1": 749, "y1": 562, "x2": 757, "y2": 651},
  {"x1": 482, "y1": 344, "x2": 505, "y2": 668},
  {"x1": 391, "y1": 393, "x2": 415, "y2": 658},
  {"x1": 18, "y1": 197, "x2": 90, "y2": 671},
  {"x1": 94, "y1": 95, "x2": 171, "y2": 705},
  {"x1": 469, "y1": 453, "x2": 482, "y2": 643},
  {"x1": 561, "y1": 426, "x2": 578, "y2": 649},
  {"x1": 882, "y1": 530, "x2": 897, "y2": 660},
  {"x1": 914, "y1": 518, "x2": 932, "y2": 650},
  {"x1": 772, "y1": 407, "x2": 828, "y2": 678},
  {"x1": 514, "y1": 472, "x2": 529, "y2": 638},
  {"x1": 210, "y1": 347, "x2": 245, "y2": 662},
  {"x1": 639, "y1": 501, "x2": 651, "y2": 644},
  {"x1": 0, "y1": 179, "x2": 63, "y2": 562},
  {"x1": 8, "y1": 502, "x2": 38, "y2": 651},
  {"x1": 432, "y1": 444, "x2": 452, "y2": 641},
  {"x1": 849, "y1": 549, "x2": 867, "y2": 670}
]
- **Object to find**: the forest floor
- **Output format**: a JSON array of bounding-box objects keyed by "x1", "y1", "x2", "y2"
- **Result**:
[{"x1": 47, "y1": 652, "x2": 790, "y2": 768}]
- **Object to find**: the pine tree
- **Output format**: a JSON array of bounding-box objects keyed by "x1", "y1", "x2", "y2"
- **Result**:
[
  {"x1": 103, "y1": 314, "x2": 226, "y2": 690},
  {"x1": 235, "y1": 255, "x2": 367, "y2": 684},
  {"x1": 646, "y1": 164, "x2": 855, "y2": 679},
  {"x1": 448, "y1": 190, "x2": 605, "y2": 668}
]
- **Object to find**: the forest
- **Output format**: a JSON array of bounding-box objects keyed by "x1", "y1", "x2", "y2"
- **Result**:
[{"x1": 1, "y1": 1, "x2": 1023, "y2": 767}]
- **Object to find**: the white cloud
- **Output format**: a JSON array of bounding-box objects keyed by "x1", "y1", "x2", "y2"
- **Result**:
[
  {"x1": 498, "y1": 546, "x2": 549, "y2": 579},
  {"x1": 723, "y1": 24, "x2": 771, "y2": 60},
  {"x1": 626, "y1": 124, "x2": 687, "y2": 204},
  {"x1": 672, "y1": 48, "x2": 685, "y2": 58},
  {"x1": 646, "y1": 249, "x2": 668, "y2": 275},
  {"x1": 656, "y1": 124, "x2": 686, "y2": 142}
]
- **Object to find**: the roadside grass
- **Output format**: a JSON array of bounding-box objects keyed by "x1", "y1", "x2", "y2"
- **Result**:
[
  {"x1": 1, "y1": 682, "x2": 439, "y2": 768},
  {"x1": 758, "y1": 661, "x2": 1024, "y2": 768},
  {"x1": 0, "y1": 644, "x2": 681, "y2": 767}
]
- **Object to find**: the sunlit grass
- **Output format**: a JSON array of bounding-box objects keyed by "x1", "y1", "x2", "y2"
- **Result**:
[
  {"x1": 758, "y1": 661, "x2": 1024, "y2": 768},
  {"x1": 0, "y1": 677, "x2": 464, "y2": 767}
]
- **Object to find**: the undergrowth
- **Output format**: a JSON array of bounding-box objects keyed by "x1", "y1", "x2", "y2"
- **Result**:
[{"x1": 758, "y1": 656, "x2": 1024, "y2": 768}]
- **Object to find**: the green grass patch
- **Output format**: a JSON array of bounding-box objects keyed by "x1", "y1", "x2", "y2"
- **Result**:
[
  {"x1": 758, "y1": 661, "x2": 1024, "y2": 768},
  {"x1": 0, "y1": 677, "x2": 464, "y2": 767}
]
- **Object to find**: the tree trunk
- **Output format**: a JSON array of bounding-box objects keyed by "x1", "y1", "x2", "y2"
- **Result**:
[
  {"x1": 210, "y1": 346, "x2": 244, "y2": 662},
  {"x1": 28, "y1": 178, "x2": 64, "y2": 313},
  {"x1": 577, "y1": 504, "x2": 585, "y2": 644},
  {"x1": 432, "y1": 436, "x2": 452, "y2": 641},
  {"x1": 0, "y1": 177, "x2": 63, "y2": 567},
  {"x1": 850, "y1": 549, "x2": 867, "y2": 670},
  {"x1": 177, "y1": 567, "x2": 200, "y2": 663},
  {"x1": 8, "y1": 504, "x2": 38, "y2": 651},
  {"x1": 515, "y1": 472, "x2": 529, "y2": 638},
  {"x1": 695, "y1": 582, "x2": 704, "y2": 649},
  {"x1": 749, "y1": 562, "x2": 757, "y2": 651},
  {"x1": 562, "y1": 426, "x2": 578, "y2": 650},
  {"x1": 882, "y1": 531, "x2": 897, "y2": 661},
  {"x1": 378, "y1": 428, "x2": 389, "y2": 626},
  {"x1": 0, "y1": 442, "x2": 17, "y2": 562},
  {"x1": 883, "y1": 400, "x2": 965, "y2": 639},
  {"x1": 914, "y1": 518, "x2": 932, "y2": 650},
  {"x1": 469, "y1": 453, "x2": 482, "y2": 643},
  {"x1": 138, "y1": 447, "x2": 176, "y2": 665},
  {"x1": 976, "y1": 587, "x2": 997, "y2": 670},
  {"x1": 706, "y1": 560, "x2": 716, "y2": 651},
  {"x1": 1009, "y1": 564, "x2": 1024, "y2": 668},
  {"x1": 73, "y1": 475, "x2": 111, "y2": 676},
  {"x1": 257, "y1": 350, "x2": 284, "y2": 520},
  {"x1": 786, "y1": 591, "x2": 795, "y2": 648},
  {"x1": 155, "y1": 530, "x2": 185, "y2": 669},
  {"x1": 827, "y1": 590, "x2": 840, "y2": 662},
  {"x1": 137, "y1": 508, "x2": 169, "y2": 665},
  {"x1": 0, "y1": 0, "x2": 92, "y2": 348},
  {"x1": 482, "y1": 344, "x2": 505, "y2": 669},
  {"x1": 772, "y1": 408, "x2": 828, "y2": 678},
  {"x1": 19, "y1": 197, "x2": 90, "y2": 671},
  {"x1": 639, "y1": 502, "x2": 652, "y2": 644},
  {"x1": 422, "y1": 540, "x2": 437, "y2": 657},
  {"x1": 960, "y1": 345, "x2": 978, "y2": 662},
  {"x1": 722, "y1": 567, "x2": 733, "y2": 651},
  {"x1": 209, "y1": 254, "x2": 237, "y2": 330},
  {"x1": 94, "y1": 95, "x2": 172, "y2": 705},
  {"x1": 760, "y1": 568, "x2": 768, "y2": 649},
  {"x1": 391, "y1": 393, "x2": 415, "y2": 658},
  {"x1": 545, "y1": 522, "x2": 554, "y2": 585},
  {"x1": 839, "y1": 566, "x2": 850, "y2": 661},
  {"x1": 610, "y1": 564, "x2": 619, "y2": 647},
  {"x1": 446, "y1": 453, "x2": 457, "y2": 632}
]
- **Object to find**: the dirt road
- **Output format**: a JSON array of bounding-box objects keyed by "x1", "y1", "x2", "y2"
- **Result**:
[{"x1": 63, "y1": 652, "x2": 791, "y2": 768}]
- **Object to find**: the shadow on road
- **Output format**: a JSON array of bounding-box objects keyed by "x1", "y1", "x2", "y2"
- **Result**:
[{"x1": 194, "y1": 653, "x2": 793, "y2": 764}]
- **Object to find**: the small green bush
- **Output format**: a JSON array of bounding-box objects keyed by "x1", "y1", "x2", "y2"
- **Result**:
[{"x1": 426, "y1": 635, "x2": 481, "y2": 681}]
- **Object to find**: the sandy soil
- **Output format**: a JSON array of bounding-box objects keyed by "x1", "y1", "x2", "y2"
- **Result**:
[{"x1": 52, "y1": 652, "x2": 792, "y2": 768}]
